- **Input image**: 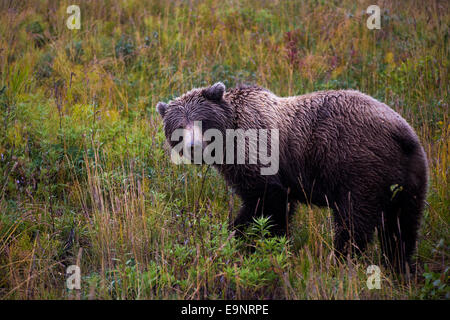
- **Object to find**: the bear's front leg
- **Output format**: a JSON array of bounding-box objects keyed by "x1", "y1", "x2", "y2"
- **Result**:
[
  {"x1": 230, "y1": 198, "x2": 261, "y2": 236},
  {"x1": 230, "y1": 184, "x2": 289, "y2": 237}
]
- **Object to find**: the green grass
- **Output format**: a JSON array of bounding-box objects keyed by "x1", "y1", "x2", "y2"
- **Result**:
[{"x1": 0, "y1": 0, "x2": 448, "y2": 299}]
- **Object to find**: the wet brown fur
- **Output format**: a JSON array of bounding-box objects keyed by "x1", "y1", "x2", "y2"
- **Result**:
[{"x1": 157, "y1": 83, "x2": 428, "y2": 272}]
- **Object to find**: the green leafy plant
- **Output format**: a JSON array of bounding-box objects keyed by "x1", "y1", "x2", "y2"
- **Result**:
[{"x1": 419, "y1": 264, "x2": 449, "y2": 299}]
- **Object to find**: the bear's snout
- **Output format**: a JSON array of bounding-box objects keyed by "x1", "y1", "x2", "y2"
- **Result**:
[{"x1": 181, "y1": 123, "x2": 204, "y2": 162}]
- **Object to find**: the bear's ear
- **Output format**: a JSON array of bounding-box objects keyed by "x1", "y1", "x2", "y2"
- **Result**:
[
  {"x1": 202, "y1": 82, "x2": 226, "y2": 102},
  {"x1": 156, "y1": 102, "x2": 168, "y2": 117}
]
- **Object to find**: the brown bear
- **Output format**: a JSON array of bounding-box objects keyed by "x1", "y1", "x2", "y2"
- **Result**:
[{"x1": 156, "y1": 82, "x2": 428, "y2": 272}]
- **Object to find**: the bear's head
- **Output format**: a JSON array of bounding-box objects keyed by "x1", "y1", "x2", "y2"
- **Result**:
[{"x1": 156, "y1": 82, "x2": 233, "y2": 162}]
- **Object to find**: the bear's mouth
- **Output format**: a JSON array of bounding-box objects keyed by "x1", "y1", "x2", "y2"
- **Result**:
[
  {"x1": 177, "y1": 122, "x2": 205, "y2": 164},
  {"x1": 180, "y1": 144, "x2": 205, "y2": 164}
]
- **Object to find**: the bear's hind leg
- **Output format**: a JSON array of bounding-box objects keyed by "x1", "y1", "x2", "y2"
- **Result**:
[{"x1": 379, "y1": 194, "x2": 423, "y2": 273}]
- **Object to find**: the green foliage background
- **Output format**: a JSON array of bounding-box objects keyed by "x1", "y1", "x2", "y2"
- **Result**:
[{"x1": 0, "y1": 0, "x2": 448, "y2": 299}]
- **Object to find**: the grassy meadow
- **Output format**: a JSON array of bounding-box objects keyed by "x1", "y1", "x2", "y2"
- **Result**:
[{"x1": 0, "y1": 0, "x2": 448, "y2": 299}]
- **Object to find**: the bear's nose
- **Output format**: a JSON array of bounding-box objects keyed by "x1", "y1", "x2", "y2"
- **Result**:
[
  {"x1": 185, "y1": 138, "x2": 203, "y2": 150},
  {"x1": 182, "y1": 123, "x2": 203, "y2": 162},
  {"x1": 183, "y1": 129, "x2": 202, "y2": 149}
]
